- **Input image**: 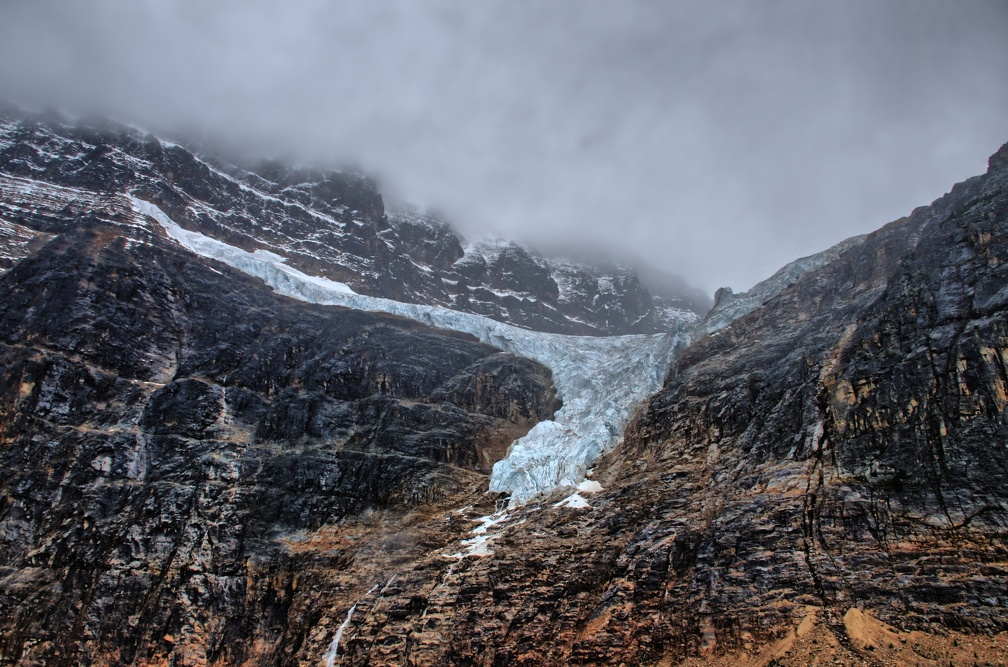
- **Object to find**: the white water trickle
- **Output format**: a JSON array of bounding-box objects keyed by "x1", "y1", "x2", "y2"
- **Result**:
[{"x1": 322, "y1": 603, "x2": 356, "y2": 667}]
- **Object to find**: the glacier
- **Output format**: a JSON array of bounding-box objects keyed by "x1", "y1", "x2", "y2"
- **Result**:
[{"x1": 132, "y1": 196, "x2": 694, "y2": 504}]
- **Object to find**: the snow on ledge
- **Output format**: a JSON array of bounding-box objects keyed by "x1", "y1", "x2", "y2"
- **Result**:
[
  {"x1": 554, "y1": 493, "x2": 591, "y2": 510},
  {"x1": 132, "y1": 195, "x2": 693, "y2": 504}
]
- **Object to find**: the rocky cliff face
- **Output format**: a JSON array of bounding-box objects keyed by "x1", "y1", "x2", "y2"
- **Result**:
[
  {"x1": 0, "y1": 108, "x2": 705, "y2": 336},
  {"x1": 278, "y1": 144, "x2": 1006, "y2": 666},
  {"x1": 0, "y1": 105, "x2": 1006, "y2": 667},
  {"x1": 0, "y1": 212, "x2": 559, "y2": 665}
]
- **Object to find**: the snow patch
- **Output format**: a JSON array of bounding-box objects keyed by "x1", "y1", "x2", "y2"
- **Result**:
[
  {"x1": 446, "y1": 509, "x2": 511, "y2": 559},
  {"x1": 197, "y1": 158, "x2": 348, "y2": 230},
  {"x1": 133, "y1": 195, "x2": 357, "y2": 299},
  {"x1": 657, "y1": 305, "x2": 700, "y2": 324}
]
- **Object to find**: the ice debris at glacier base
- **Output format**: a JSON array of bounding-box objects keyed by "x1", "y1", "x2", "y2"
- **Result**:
[
  {"x1": 554, "y1": 493, "x2": 591, "y2": 510},
  {"x1": 133, "y1": 196, "x2": 694, "y2": 504},
  {"x1": 445, "y1": 508, "x2": 513, "y2": 559}
]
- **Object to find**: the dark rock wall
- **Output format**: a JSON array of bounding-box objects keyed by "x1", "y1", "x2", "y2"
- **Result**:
[
  {"x1": 0, "y1": 107, "x2": 1005, "y2": 666},
  {"x1": 553, "y1": 149, "x2": 1008, "y2": 659},
  {"x1": 0, "y1": 223, "x2": 557, "y2": 666}
]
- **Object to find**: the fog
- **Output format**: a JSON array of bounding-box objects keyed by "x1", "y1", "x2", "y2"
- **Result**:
[{"x1": 1, "y1": 1, "x2": 1006, "y2": 293}]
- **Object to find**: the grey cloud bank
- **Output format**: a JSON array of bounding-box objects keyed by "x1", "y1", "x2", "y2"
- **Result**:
[{"x1": 1, "y1": 0, "x2": 1006, "y2": 293}]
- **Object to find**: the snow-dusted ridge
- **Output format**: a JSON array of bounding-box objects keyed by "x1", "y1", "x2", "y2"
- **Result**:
[
  {"x1": 704, "y1": 234, "x2": 870, "y2": 334},
  {"x1": 132, "y1": 196, "x2": 693, "y2": 504}
]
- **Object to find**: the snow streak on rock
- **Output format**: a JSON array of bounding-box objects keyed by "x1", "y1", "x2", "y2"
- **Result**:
[{"x1": 132, "y1": 196, "x2": 693, "y2": 504}]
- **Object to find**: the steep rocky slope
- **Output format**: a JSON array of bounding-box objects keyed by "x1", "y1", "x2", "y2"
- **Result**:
[
  {"x1": 291, "y1": 142, "x2": 1007, "y2": 666},
  {"x1": 0, "y1": 107, "x2": 705, "y2": 335}
]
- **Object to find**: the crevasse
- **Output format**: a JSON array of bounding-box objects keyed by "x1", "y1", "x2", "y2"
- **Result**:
[{"x1": 132, "y1": 196, "x2": 693, "y2": 504}]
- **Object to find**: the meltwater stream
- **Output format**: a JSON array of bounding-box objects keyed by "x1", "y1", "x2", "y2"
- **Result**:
[{"x1": 132, "y1": 196, "x2": 694, "y2": 504}]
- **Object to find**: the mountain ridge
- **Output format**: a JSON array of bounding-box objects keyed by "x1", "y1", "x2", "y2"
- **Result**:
[{"x1": 0, "y1": 107, "x2": 708, "y2": 337}]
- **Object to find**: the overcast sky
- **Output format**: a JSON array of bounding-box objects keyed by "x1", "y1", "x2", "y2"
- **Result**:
[{"x1": 1, "y1": 1, "x2": 1006, "y2": 293}]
